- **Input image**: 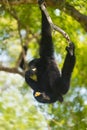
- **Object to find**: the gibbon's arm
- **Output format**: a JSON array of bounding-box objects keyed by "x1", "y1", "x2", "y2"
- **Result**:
[
  {"x1": 39, "y1": 5, "x2": 54, "y2": 58},
  {"x1": 25, "y1": 71, "x2": 39, "y2": 92}
]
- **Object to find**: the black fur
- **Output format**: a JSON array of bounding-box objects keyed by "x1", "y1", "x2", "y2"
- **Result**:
[{"x1": 25, "y1": 5, "x2": 76, "y2": 103}]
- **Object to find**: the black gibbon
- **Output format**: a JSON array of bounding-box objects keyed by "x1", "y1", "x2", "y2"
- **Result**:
[{"x1": 25, "y1": 2, "x2": 76, "y2": 103}]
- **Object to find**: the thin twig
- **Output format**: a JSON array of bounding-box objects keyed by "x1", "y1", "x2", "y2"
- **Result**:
[{"x1": 40, "y1": 3, "x2": 71, "y2": 43}]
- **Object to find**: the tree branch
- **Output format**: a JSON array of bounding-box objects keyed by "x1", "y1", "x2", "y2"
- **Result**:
[
  {"x1": 65, "y1": 3, "x2": 87, "y2": 31},
  {"x1": 1, "y1": 0, "x2": 87, "y2": 31},
  {"x1": 0, "y1": 66, "x2": 25, "y2": 77},
  {"x1": 40, "y1": 3, "x2": 71, "y2": 43}
]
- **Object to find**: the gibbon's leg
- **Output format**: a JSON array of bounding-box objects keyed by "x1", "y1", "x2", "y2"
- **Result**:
[{"x1": 61, "y1": 42, "x2": 76, "y2": 94}]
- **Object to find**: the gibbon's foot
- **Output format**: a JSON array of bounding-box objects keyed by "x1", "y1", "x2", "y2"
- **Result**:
[
  {"x1": 66, "y1": 42, "x2": 75, "y2": 56},
  {"x1": 38, "y1": 0, "x2": 45, "y2": 5},
  {"x1": 58, "y1": 95, "x2": 63, "y2": 103}
]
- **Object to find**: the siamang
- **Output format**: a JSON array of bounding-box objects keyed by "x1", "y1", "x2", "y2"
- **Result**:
[{"x1": 25, "y1": 1, "x2": 76, "y2": 103}]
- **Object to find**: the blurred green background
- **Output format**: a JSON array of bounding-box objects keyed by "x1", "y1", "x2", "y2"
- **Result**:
[{"x1": 0, "y1": 0, "x2": 87, "y2": 130}]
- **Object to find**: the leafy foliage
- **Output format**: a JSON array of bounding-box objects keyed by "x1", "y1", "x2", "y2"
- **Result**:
[{"x1": 0, "y1": 1, "x2": 87, "y2": 129}]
